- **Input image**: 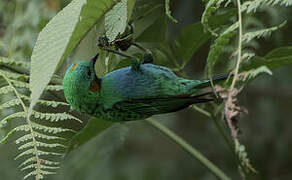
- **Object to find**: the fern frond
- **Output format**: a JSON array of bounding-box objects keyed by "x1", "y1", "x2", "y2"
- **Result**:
[
  {"x1": 9, "y1": 79, "x2": 63, "y2": 91},
  {"x1": 19, "y1": 157, "x2": 60, "y2": 168},
  {"x1": 20, "y1": 94, "x2": 69, "y2": 107},
  {"x1": 243, "y1": 66, "x2": 273, "y2": 81},
  {"x1": 242, "y1": 0, "x2": 292, "y2": 13},
  {"x1": 0, "y1": 86, "x2": 14, "y2": 95},
  {"x1": 15, "y1": 149, "x2": 64, "y2": 160},
  {"x1": 0, "y1": 57, "x2": 30, "y2": 70},
  {"x1": 242, "y1": 52, "x2": 255, "y2": 61},
  {"x1": 242, "y1": 21, "x2": 286, "y2": 44},
  {"x1": 0, "y1": 66, "x2": 80, "y2": 179},
  {"x1": 15, "y1": 133, "x2": 66, "y2": 145},
  {"x1": 0, "y1": 69, "x2": 29, "y2": 81},
  {"x1": 0, "y1": 125, "x2": 28, "y2": 144},
  {"x1": 45, "y1": 85, "x2": 63, "y2": 91},
  {"x1": 0, "y1": 112, "x2": 26, "y2": 128},
  {"x1": 201, "y1": 0, "x2": 225, "y2": 36},
  {"x1": 9, "y1": 79, "x2": 30, "y2": 89},
  {"x1": 0, "y1": 99, "x2": 22, "y2": 110},
  {"x1": 207, "y1": 22, "x2": 239, "y2": 78},
  {"x1": 0, "y1": 124, "x2": 34, "y2": 144},
  {"x1": 30, "y1": 121, "x2": 77, "y2": 133},
  {"x1": 23, "y1": 169, "x2": 56, "y2": 180},
  {"x1": 36, "y1": 99, "x2": 69, "y2": 107},
  {"x1": 21, "y1": 164, "x2": 60, "y2": 171},
  {"x1": 32, "y1": 111, "x2": 82, "y2": 123},
  {"x1": 18, "y1": 141, "x2": 67, "y2": 150}
]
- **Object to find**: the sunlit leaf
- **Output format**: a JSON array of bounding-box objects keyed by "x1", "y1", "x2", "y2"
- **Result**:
[
  {"x1": 240, "y1": 46, "x2": 292, "y2": 71},
  {"x1": 105, "y1": 0, "x2": 128, "y2": 42}
]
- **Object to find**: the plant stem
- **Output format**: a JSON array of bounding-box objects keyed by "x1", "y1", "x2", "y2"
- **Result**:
[
  {"x1": 230, "y1": 0, "x2": 243, "y2": 92},
  {"x1": 146, "y1": 118, "x2": 231, "y2": 180},
  {"x1": 192, "y1": 105, "x2": 211, "y2": 117},
  {"x1": 191, "y1": 106, "x2": 243, "y2": 169}
]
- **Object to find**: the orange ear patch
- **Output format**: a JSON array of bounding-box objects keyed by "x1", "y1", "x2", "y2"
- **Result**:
[
  {"x1": 89, "y1": 81, "x2": 101, "y2": 92},
  {"x1": 71, "y1": 64, "x2": 77, "y2": 71}
]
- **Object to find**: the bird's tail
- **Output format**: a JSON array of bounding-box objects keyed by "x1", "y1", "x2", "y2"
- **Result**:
[{"x1": 194, "y1": 73, "x2": 231, "y2": 89}]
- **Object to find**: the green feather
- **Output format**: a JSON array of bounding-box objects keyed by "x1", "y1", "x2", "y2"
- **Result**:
[{"x1": 63, "y1": 54, "x2": 229, "y2": 122}]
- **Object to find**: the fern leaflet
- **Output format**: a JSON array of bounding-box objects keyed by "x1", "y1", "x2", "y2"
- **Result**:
[
  {"x1": 242, "y1": 21, "x2": 286, "y2": 44},
  {"x1": 0, "y1": 57, "x2": 82, "y2": 179},
  {"x1": 242, "y1": 0, "x2": 292, "y2": 13}
]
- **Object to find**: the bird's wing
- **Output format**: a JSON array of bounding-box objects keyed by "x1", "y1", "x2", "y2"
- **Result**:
[{"x1": 112, "y1": 95, "x2": 213, "y2": 116}]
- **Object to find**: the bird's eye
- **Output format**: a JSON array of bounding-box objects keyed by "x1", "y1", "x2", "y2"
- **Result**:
[{"x1": 87, "y1": 69, "x2": 91, "y2": 76}]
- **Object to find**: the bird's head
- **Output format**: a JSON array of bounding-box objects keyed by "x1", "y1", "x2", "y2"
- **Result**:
[{"x1": 63, "y1": 53, "x2": 101, "y2": 113}]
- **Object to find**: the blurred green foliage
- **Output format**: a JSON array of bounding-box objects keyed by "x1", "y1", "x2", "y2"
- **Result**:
[{"x1": 0, "y1": 0, "x2": 292, "y2": 180}]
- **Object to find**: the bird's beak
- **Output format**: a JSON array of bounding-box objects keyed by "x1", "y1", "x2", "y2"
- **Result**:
[
  {"x1": 90, "y1": 53, "x2": 99, "y2": 68},
  {"x1": 90, "y1": 53, "x2": 100, "y2": 80}
]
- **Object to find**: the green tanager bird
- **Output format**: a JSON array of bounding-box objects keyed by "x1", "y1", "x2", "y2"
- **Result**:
[{"x1": 63, "y1": 53, "x2": 228, "y2": 122}]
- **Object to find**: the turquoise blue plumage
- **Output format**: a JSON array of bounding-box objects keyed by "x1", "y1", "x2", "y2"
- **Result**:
[{"x1": 63, "y1": 54, "x2": 227, "y2": 121}]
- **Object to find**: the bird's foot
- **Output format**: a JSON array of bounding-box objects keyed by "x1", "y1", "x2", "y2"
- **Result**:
[
  {"x1": 131, "y1": 58, "x2": 141, "y2": 71},
  {"x1": 142, "y1": 50, "x2": 153, "y2": 64}
]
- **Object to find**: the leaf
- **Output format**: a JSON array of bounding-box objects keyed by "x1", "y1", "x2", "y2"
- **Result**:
[
  {"x1": 175, "y1": 9, "x2": 236, "y2": 63},
  {"x1": 105, "y1": 0, "x2": 128, "y2": 42},
  {"x1": 132, "y1": 0, "x2": 164, "y2": 38},
  {"x1": 0, "y1": 57, "x2": 30, "y2": 70},
  {"x1": 242, "y1": 21, "x2": 286, "y2": 44},
  {"x1": 152, "y1": 49, "x2": 170, "y2": 66},
  {"x1": 243, "y1": 66, "x2": 273, "y2": 82},
  {"x1": 0, "y1": 59, "x2": 82, "y2": 179},
  {"x1": 241, "y1": 0, "x2": 292, "y2": 13},
  {"x1": 207, "y1": 22, "x2": 238, "y2": 78},
  {"x1": 135, "y1": 16, "x2": 167, "y2": 43},
  {"x1": 201, "y1": 0, "x2": 225, "y2": 36},
  {"x1": 29, "y1": 0, "x2": 119, "y2": 118},
  {"x1": 67, "y1": 117, "x2": 112, "y2": 152},
  {"x1": 31, "y1": 111, "x2": 82, "y2": 123},
  {"x1": 240, "y1": 46, "x2": 292, "y2": 72},
  {"x1": 127, "y1": 0, "x2": 136, "y2": 23},
  {"x1": 0, "y1": 69, "x2": 29, "y2": 81},
  {"x1": 0, "y1": 99, "x2": 22, "y2": 110},
  {"x1": 0, "y1": 86, "x2": 14, "y2": 95}
]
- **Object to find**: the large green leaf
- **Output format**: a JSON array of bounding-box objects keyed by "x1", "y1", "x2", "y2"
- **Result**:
[
  {"x1": 174, "y1": 9, "x2": 236, "y2": 64},
  {"x1": 68, "y1": 118, "x2": 113, "y2": 152},
  {"x1": 132, "y1": 1, "x2": 164, "y2": 40},
  {"x1": 135, "y1": 16, "x2": 167, "y2": 43},
  {"x1": 29, "y1": 0, "x2": 119, "y2": 116},
  {"x1": 127, "y1": 0, "x2": 136, "y2": 23},
  {"x1": 240, "y1": 46, "x2": 292, "y2": 71}
]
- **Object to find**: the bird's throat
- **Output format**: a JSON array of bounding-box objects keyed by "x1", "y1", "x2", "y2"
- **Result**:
[{"x1": 89, "y1": 80, "x2": 101, "y2": 92}]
